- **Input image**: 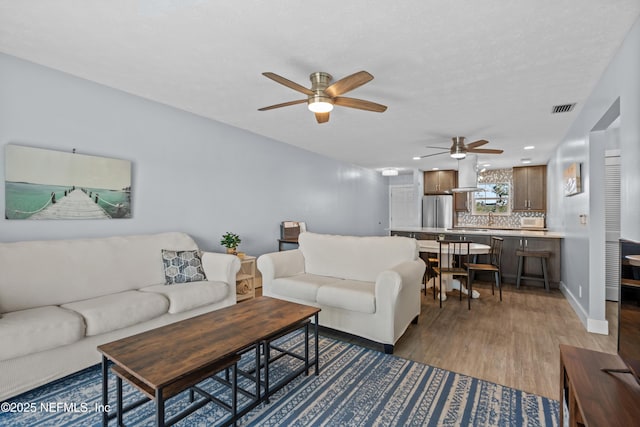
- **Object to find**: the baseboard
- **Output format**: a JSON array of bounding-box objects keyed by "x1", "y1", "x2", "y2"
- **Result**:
[
  {"x1": 587, "y1": 318, "x2": 609, "y2": 335},
  {"x1": 605, "y1": 286, "x2": 618, "y2": 302},
  {"x1": 561, "y1": 281, "x2": 588, "y2": 327},
  {"x1": 561, "y1": 281, "x2": 609, "y2": 335}
]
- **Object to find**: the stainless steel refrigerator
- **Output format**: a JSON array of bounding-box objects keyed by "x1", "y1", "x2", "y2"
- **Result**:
[{"x1": 422, "y1": 195, "x2": 453, "y2": 228}]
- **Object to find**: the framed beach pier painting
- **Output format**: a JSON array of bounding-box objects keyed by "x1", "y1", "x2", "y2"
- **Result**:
[{"x1": 5, "y1": 144, "x2": 132, "y2": 220}]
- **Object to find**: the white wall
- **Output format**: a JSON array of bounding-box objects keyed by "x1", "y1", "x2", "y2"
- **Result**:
[
  {"x1": 0, "y1": 53, "x2": 389, "y2": 255},
  {"x1": 547, "y1": 17, "x2": 640, "y2": 333}
]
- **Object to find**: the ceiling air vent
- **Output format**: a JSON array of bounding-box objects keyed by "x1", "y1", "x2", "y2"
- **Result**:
[{"x1": 551, "y1": 103, "x2": 576, "y2": 114}]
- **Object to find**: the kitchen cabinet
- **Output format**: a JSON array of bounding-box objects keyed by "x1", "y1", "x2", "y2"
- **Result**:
[
  {"x1": 454, "y1": 192, "x2": 470, "y2": 212},
  {"x1": 424, "y1": 170, "x2": 457, "y2": 194},
  {"x1": 500, "y1": 236, "x2": 560, "y2": 287},
  {"x1": 390, "y1": 231, "x2": 414, "y2": 237},
  {"x1": 389, "y1": 229, "x2": 561, "y2": 288},
  {"x1": 415, "y1": 232, "x2": 438, "y2": 240},
  {"x1": 513, "y1": 165, "x2": 546, "y2": 212}
]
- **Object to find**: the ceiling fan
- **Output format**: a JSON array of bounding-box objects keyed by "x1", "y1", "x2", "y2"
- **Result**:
[
  {"x1": 416, "y1": 136, "x2": 503, "y2": 160},
  {"x1": 258, "y1": 71, "x2": 387, "y2": 124}
]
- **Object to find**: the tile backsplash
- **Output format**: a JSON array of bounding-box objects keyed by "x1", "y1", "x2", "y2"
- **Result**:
[{"x1": 456, "y1": 168, "x2": 545, "y2": 229}]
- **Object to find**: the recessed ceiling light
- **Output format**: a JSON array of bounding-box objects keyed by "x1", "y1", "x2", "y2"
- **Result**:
[
  {"x1": 482, "y1": 163, "x2": 491, "y2": 167},
  {"x1": 524, "y1": 145, "x2": 535, "y2": 150},
  {"x1": 381, "y1": 168, "x2": 398, "y2": 176},
  {"x1": 412, "y1": 156, "x2": 421, "y2": 160},
  {"x1": 432, "y1": 167, "x2": 439, "y2": 171},
  {"x1": 521, "y1": 158, "x2": 532, "y2": 164}
]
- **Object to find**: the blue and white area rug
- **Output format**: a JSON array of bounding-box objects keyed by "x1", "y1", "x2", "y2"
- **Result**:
[{"x1": 1, "y1": 332, "x2": 558, "y2": 426}]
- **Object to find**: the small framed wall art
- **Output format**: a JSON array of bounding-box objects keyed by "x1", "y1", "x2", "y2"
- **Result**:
[{"x1": 563, "y1": 162, "x2": 582, "y2": 196}]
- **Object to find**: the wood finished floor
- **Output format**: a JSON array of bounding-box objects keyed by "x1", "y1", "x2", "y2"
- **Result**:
[{"x1": 256, "y1": 283, "x2": 617, "y2": 400}]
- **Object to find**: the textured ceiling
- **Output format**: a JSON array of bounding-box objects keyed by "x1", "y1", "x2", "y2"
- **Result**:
[{"x1": 1, "y1": 1, "x2": 639, "y2": 173}]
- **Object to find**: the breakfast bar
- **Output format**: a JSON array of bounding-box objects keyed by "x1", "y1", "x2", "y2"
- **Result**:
[{"x1": 392, "y1": 227, "x2": 563, "y2": 288}]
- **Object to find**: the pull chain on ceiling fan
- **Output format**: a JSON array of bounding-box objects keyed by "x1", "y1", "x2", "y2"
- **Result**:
[
  {"x1": 417, "y1": 136, "x2": 503, "y2": 160},
  {"x1": 258, "y1": 71, "x2": 387, "y2": 124}
]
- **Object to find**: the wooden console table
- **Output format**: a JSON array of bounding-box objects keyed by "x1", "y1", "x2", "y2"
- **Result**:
[{"x1": 559, "y1": 344, "x2": 640, "y2": 426}]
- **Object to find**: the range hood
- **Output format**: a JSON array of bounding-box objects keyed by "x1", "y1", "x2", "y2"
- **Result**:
[{"x1": 452, "y1": 154, "x2": 482, "y2": 193}]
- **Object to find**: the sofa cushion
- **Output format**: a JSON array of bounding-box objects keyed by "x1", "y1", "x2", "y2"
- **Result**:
[
  {"x1": 162, "y1": 249, "x2": 207, "y2": 284},
  {"x1": 140, "y1": 281, "x2": 229, "y2": 314},
  {"x1": 298, "y1": 232, "x2": 418, "y2": 282},
  {"x1": 0, "y1": 306, "x2": 85, "y2": 361},
  {"x1": 61, "y1": 291, "x2": 169, "y2": 336},
  {"x1": 270, "y1": 274, "x2": 341, "y2": 302},
  {"x1": 316, "y1": 280, "x2": 376, "y2": 314}
]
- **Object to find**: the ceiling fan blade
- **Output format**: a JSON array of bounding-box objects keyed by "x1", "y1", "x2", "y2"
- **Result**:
[
  {"x1": 258, "y1": 99, "x2": 307, "y2": 111},
  {"x1": 419, "y1": 151, "x2": 449, "y2": 158},
  {"x1": 325, "y1": 71, "x2": 373, "y2": 97},
  {"x1": 315, "y1": 112, "x2": 330, "y2": 123},
  {"x1": 425, "y1": 145, "x2": 449, "y2": 150},
  {"x1": 262, "y1": 72, "x2": 314, "y2": 96},
  {"x1": 468, "y1": 148, "x2": 504, "y2": 154},
  {"x1": 466, "y1": 139, "x2": 489, "y2": 149},
  {"x1": 333, "y1": 97, "x2": 387, "y2": 112}
]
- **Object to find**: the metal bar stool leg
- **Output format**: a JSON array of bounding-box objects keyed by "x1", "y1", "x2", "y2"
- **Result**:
[{"x1": 516, "y1": 255, "x2": 523, "y2": 289}]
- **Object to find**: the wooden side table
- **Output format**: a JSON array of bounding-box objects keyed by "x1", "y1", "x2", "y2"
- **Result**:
[
  {"x1": 236, "y1": 256, "x2": 256, "y2": 302},
  {"x1": 560, "y1": 344, "x2": 640, "y2": 426}
]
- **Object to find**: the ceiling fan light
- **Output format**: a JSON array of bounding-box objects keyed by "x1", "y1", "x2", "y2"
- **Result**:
[
  {"x1": 308, "y1": 101, "x2": 334, "y2": 113},
  {"x1": 308, "y1": 94, "x2": 334, "y2": 113},
  {"x1": 451, "y1": 151, "x2": 466, "y2": 159}
]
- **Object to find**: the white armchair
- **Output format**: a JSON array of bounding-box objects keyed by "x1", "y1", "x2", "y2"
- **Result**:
[{"x1": 258, "y1": 232, "x2": 425, "y2": 353}]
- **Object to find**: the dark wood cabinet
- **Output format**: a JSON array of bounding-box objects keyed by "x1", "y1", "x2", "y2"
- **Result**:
[
  {"x1": 513, "y1": 165, "x2": 546, "y2": 212},
  {"x1": 560, "y1": 344, "x2": 640, "y2": 426},
  {"x1": 500, "y1": 236, "x2": 560, "y2": 286},
  {"x1": 389, "y1": 230, "x2": 561, "y2": 288},
  {"x1": 454, "y1": 192, "x2": 469, "y2": 212},
  {"x1": 390, "y1": 231, "x2": 413, "y2": 237},
  {"x1": 424, "y1": 170, "x2": 457, "y2": 194}
]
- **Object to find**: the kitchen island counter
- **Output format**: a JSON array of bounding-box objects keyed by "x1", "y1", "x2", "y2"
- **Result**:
[
  {"x1": 391, "y1": 227, "x2": 563, "y2": 287},
  {"x1": 389, "y1": 226, "x2": 564, "y2": 239}
]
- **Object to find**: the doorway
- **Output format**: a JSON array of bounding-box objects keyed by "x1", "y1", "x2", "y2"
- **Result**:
[{"x1": 389, "y1": 185, "x2": 418, "y2": 229}]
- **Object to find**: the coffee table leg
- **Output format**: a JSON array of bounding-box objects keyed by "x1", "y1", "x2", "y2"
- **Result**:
[
  {"x1": 116, "y1": 376, "x2": 123, "y2": 426},
  {"x1": 255, "y1": 344, "x2": 261, "y2": 402},
  {"x1": 156, "y1": 388, "x2": 165, "y2": 427},
  {"x1": 305, "y1": 322, "x2": 310, "y2": 375},
  {"x1": 315, "y1": 313, "x2": 320, "y2": 376},
  {"x1": 232, "y1": 362, "x2": 238, "y2": 422},
  {"x1": 263, "y1": 340, "x2": 270, "y2": 404},
  {"x1": 101, "y1": 356, "x2": 109, "y2": 427}
]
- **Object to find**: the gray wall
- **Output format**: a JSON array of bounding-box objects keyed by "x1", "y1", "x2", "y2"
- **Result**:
[
  {"x1": 547, "y1": 17, "x2": 640, "y2": 333},
  {"x1": 0, "y1": 53, "x2": 389, "y2": 255}
]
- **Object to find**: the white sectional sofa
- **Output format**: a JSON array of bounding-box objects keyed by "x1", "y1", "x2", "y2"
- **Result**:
[
  {"x1": 258, "y1": 232, "x2": 425, "y2": 353},
  {"x1": 0, "y1": 232, "x2": 240, "y2": 401}
]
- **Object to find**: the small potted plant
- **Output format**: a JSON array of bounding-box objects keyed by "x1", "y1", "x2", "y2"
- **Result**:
[{"x1": 220, "y1": 232, "x2": 241, "y2": 255}]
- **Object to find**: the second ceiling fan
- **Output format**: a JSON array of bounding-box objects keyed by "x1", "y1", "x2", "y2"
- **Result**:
[
  {"x1": 417, "y1": 137, "x2": 503, "y2": 160},
  {"x1": 258, "y1": 71, "x2": 387, "y2": 123}
]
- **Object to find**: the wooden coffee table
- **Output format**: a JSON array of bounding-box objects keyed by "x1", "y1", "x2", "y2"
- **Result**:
[{"x1": 97, "y1": 296, "x2": 320, "y2": 426}]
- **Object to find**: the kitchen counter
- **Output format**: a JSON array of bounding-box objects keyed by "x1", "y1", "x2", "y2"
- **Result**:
[
  {"x1": 389, "y1": 226, "x2": 564, "y2": 239},
  {"x1": 390, "y1": 227, "x2": 563, "y2": 288}
]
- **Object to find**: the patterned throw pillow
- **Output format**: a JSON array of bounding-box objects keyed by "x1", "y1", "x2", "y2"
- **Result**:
[{"x1": 161, "y1": 249, "x2": 207, "y2": 284}]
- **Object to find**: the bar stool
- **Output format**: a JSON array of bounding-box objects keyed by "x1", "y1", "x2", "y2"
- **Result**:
[{"x1": 516, "y1": 250, "x2": 550, "y2": 292}]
